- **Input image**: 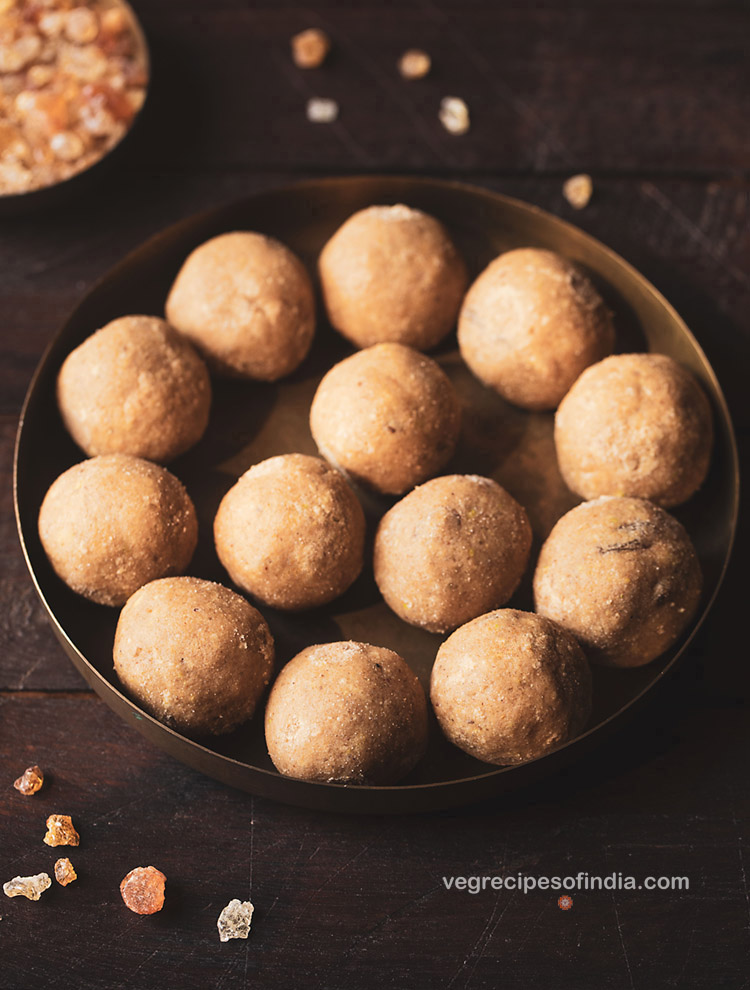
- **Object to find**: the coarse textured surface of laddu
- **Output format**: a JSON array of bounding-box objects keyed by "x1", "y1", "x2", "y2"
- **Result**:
[
  {"x1": 166, "y1": 231, "x2": 315, "y2": 381},
  {"x1": 310, "y1": 342, "x2": 461, "y2": 495},
  {"x1": 555, "y1": 352, "x2": 713, "y2": 506},
  {"x1": 534, "y1": 496, "x2": 702, "y2": 668},
  {"x1": 114, "y1": 577, "x2": 274, "y2": 736},
  {"x1": 431, "y1": 608, "x2": 592, "y2": 765},
  {"x1": 265, "y1": 641, "x2": 428, "y2": 784},
  {"x1": 319, "y1": 204, "x2": 468, "y2": 351},
  {"x1": 214, "y1": 454, "x2": 365, "y2": 611},
  {"x1": 458, "y1": 247, "x2": 614, "y2": 410},
  {"x1": 374, "y1": 474, "x2": 532, "y2": 633},
  {"x1": 38, "y1": 454, "x2": 197, "y2": 607},
  {"x1": 57, "y1": 315, "x2": 211, "y2": 463}
]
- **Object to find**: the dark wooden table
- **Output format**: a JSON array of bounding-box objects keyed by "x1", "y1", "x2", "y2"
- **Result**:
[{"x1": 2, "y1": 2, "x2": 749, "y2": 987}]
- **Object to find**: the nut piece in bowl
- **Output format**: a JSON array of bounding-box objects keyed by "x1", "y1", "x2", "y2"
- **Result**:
[
  {"x1": 114, "y1": 577, "x2": 274, "y2": 736},
  {"x1": 318, "y1": 204, "x2": 468, "y2": 351},
  {"x1": 0, "y1": 0, "x2": 149, "y2": 200},
  {"x1": 430, "y1": 609, "x2": 592, "y2": 766},
  {"x1": 554, "y1": 353, "x2": 713, "y2": 507},
  {"x1": 533, "y1": 496, "x2": 702, "y2": 668},
  {"x1": 57, "y1": 315, "x2": 211, "y2": 462},
  {"x1": 374, "y1": 475, "x2": 532, "y2": 633},
  {"x1": 265, "y1": 641, "x2": 428, "y2": 784},
  {"x1": 38, "y1": 454, "x2": 197, "y2": 606},
  {"x1": 214, "y1": 454, "x2": 365, "y2": 611},
  {"x1": 166, "y1": 231, "x2": 316, "y2": 381},
  {"x1": 310, "y1": 342, "x2": 461, "y2": 495},
  {"x1": 458, "y1": 248, "x2": 615, "y2": 410}
]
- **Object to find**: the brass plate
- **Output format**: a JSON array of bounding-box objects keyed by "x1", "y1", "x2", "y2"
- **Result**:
[{"x1": 14, "y1": 176, "x2": 739, "y2": 813}]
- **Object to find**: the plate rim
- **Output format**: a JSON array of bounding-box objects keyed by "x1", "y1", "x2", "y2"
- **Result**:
[{"x1": 13, "y1": 174, "x2": 741, "y2": 813}]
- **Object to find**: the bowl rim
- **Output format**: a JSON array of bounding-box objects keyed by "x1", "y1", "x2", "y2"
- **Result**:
[{"x1": 0, "y1": 0, "x2": 151, "y2": 205}]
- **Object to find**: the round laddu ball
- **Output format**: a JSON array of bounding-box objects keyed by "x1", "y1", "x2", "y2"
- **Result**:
[
  {"x1": 214, "y1": 454, "x2": 365, "y2": 610},
  {"x1": 165, "y1": 231, "x2": 315, "y2": 381},
  {"x1": 318, "y1": 204, "x2": 468, "y2": 351},
  {"x1": 374, "y1": 475, "x2": 532, "y2": 634},
  {"x1": 57, "y1": 315, "x2": 211, "y2": 462},
  {"x1": 38, "y1": 454, "x2": 198, "y2": 607},
  {"x1": 430, "y1": 609, "x2": 592, "y2": 766},
  {"x1": 264, "y1": 641, "x2": 428, "y2": 784},
  {"x1": 114, "y1": 577, "x2": 274, "y2": 736},
  {"x1": 554, "y1": 353, "x2": 713, "y2": 507},
  {"x1": 533, "y1": 496, "x2": 702, "y2": 668},
  {"x1": 457, "y1": 247, "x2": 615, "y2": 410},
  {"x1": 310, "y1": 343, "x2": 461, "y2": 495}
]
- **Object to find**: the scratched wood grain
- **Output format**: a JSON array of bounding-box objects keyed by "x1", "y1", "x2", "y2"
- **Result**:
[
  {"x1": 1, "y1": 681, "x2": 749, "y2": 989},
  {"x1": 124, "y1": 0, "x2": 750, "y2": 175},
  {"x1": 1, "y1": 0, "x2": 749, "y2": 986}
]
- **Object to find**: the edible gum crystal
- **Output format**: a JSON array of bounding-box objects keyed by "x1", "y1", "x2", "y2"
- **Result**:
[
  {"x1": 439, "y1": 96, "x2": 470, "y2": 135},
  {"x1": 291, "y1": 28, "x2": 331, "y2": 68},
  {"x1": 398, "y1": 49, "x2": 431, "y2": 80},
  {"x1": 54, "y1": 858, "x2": 77, "y2": 886},
  {"x1": 14, "y1": 765, "x2": 44, "y2": 795},
  {"x1": 120, "y1": 866, "x2": 166, "y2": 915},
  {"x1": 563, "y1": 174, "x2": 594, "y2": 210},
  {"x1": 3, "y1": 874, "x2": 52, "y2": 901},
  {"x1": 44, "y1": 814, "x2": 80, "y2": 846},
  {"x1": 217, "y1": 899, "x2": 255, "y2": 941}
]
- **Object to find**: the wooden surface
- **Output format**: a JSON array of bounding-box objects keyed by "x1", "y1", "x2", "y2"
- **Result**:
[{"x1": 1, "y1": 1, "x2": 749, "y2": 987}]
